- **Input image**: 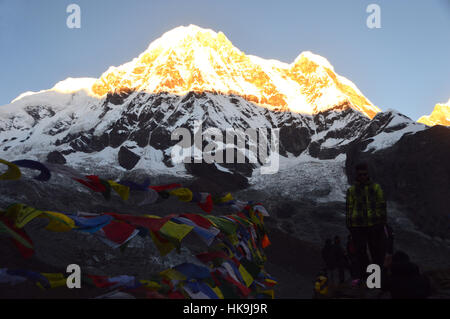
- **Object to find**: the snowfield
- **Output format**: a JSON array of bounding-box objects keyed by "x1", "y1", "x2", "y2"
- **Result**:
[{"x1": 250, "y1": 153, "x2": 348, "y2": 203}]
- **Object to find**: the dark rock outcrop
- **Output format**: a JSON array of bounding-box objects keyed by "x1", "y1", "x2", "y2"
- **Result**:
[
  {"x1": 118, "y1": 146, "x2": 140, "y2": 170},
  {"x1": 308, "y1": 141, "x2": 346, "y2": 160},
  {"x1": 105, "y1": 89, "x2": 133, "y2": 105},
  {"x1": 149, "y1": 127, "x2": 177, "y2": 150},
  {"x1": 185, "y1": 161, "x2": 249, "y2": 194},
  {"x1": 279, "y1": 126, "x2": 311, "y2": 157},
  {"x1": 46, "y1": 151, "x2": 66, "y2": 164}
]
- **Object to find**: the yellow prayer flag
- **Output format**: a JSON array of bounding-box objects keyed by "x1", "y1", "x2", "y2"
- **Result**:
[
  {"x1": 149, "y1": 231, "x2": 175, "y2": 256},
  {"x1": 139, "y1": 280, "x2": 161, "y2": 290},
  {"x1": 107, "y1": 180, "x2": 130, "y2": 201},
  {"x1": 265, "y1": 279, "x2": 277, "y2": 285},
  {"x1": 217, "y1": 193, "x2": 233, "y2": 204},
  {"x1": 262, "y1": 289, "x2": 274, "y2": 299},
  {"x1": 143, "y1": 214, "x2": 161, "y2": 219},
  {"x1": 211, "y1": 286, "x2": 224, "y2": 299},
  {"x1": 238, "y1": 264, "x2": 254, "y2": 287},
  {"x1": 42, "y1": 211, "x2": 75, "y2": 232},
  {"x1": 37, "y1": 273, "x2": 67, "y2": 289},
  {"x1": 6, "y1": 204, "x2": 43, "y2": 228},
  {"x1": 159, "y1": 269, "x2": 187, "y2": 281},
  {"x1": 169, "y1": 188, "x2": 193, "y2": 202},
  {"x1": 0, "y1": 159, "x2": 21, "y2": 181},
  {"x1": 159, "y1": 221, "x2": 193, "y2": 242}
]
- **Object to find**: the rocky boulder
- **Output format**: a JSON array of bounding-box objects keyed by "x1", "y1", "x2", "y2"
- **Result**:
[
  {"x1": 118, "y1": 146, "x2": 140, "y2": 170},
  {"x1": 185, "y1": 161, "x2": 249, "y2": 194},
  {"x1": 46, "y1": 151, "x2": 66, "y2": 164}
]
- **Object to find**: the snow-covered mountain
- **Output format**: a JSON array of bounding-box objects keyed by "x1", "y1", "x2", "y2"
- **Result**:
[
  {"x1": 0, "y1": 25, "x2": 425, "y2": 177},
  {"x1": 418, "y1": 98, "x2": 450, "y2": 127},
  {"x1": 1, "y1": 25, "x2": 449, "y2": 293},
  {"x1": 91, "y1": 25, "x2": 380, "y2": 117}
]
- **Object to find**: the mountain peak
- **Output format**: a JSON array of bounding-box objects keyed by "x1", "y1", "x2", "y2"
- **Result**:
[
  {"x1": 87, "y1": 25, "x2": 380, "y2": 118},
  {"x1": 141, "y1": 24, "x2": 233, "y2": 56},
  {"x1": 417, "y1": 99, "x2": 450, "y2": 126},
  {"x1": 293, "y1": 51, "x2": 335, "y2": 71}
]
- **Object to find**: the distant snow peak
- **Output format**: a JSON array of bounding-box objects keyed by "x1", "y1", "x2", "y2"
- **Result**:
[
  {"x1": 417, "y1": 99, "x2": 450, "y2": 127},
  {"x1": 10, "y1": 77, "x2": 98, "y2": 105},
  {"x1": 364, "y1": 110, "x2": 426, "y2": 152},
  {"x1": 90, "y1": 25, "x2": 380, "y2": 118}
]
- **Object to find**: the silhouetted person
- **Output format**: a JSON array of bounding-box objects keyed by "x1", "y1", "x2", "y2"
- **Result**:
[
  {"x1": 382, "y1": 251, "x2": 431, "y2": 299},
  {"x1": 331, "y1": 235, "x2": 347, "y2": 284},
  {"x1": 346, "y1": 162, "x2": 387, "y2": 284},
  {"x1": 383, "y1": 224, "x2": 394, "y2": 268},
  {"x1": 321, "y1": 239, "x2": 335, "y2": 280},
  {"x1": 346, "y1": 234, "x2": 358, "y2": 279}
]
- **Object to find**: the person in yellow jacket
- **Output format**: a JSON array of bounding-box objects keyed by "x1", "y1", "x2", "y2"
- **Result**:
[{"x1": 346, "y1": 162, "x2": 387, "y2": 285}]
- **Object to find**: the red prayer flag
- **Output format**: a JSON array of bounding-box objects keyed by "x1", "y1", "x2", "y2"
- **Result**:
[
  {"x1": 88, "y1": 275, "x2": 115, "y2": 288},
  {"x1": 197, "y1": 194, "x2": 213, "y2": 213},
  {"x1": 148, "y1": 183, "x2": 182, "y2": 192},
  {"x1": 101, "y1": 220, "x2": 137, "y2": 244},
  {"x1": 105, "y1": 213, "x2": 174, "y2": 232},
  {"x1": 196, "y1": 251, "x2": 228, "y2": 264},
  {"x1": 73, "y1": 175, "x2": 106, "y2": 192}
]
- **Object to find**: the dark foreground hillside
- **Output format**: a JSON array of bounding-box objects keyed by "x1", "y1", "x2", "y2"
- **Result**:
[{"x1": 1, "y1": 166, "x2": 449, "y2": 299}]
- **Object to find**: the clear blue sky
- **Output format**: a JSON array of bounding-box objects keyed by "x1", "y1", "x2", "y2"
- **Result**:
[{"x1": 0, "y1": 0, "x2": 449, "y2": 120}]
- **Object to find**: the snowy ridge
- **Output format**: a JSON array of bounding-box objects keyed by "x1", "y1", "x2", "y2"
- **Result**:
[
  {"x1": 90, "y1": 25, "x2": 380, "y2": 118},
  {"x1": 0, "y1": 85, "x2": 422, "y2": 179},
  {"x1": 364, "y1": 109, "x2": 426, "y2": 152}
]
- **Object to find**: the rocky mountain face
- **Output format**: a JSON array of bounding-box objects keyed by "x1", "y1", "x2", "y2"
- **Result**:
[
  {"x1": 0, "y1": 89, "x2": 418, "y2": 174},
  {"x1": 346, "y1": 124, "x2": 450, "y2": 239}
]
